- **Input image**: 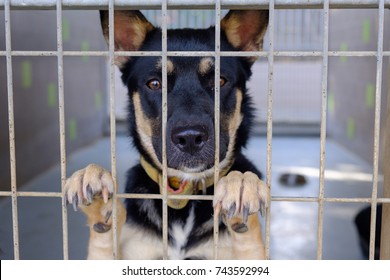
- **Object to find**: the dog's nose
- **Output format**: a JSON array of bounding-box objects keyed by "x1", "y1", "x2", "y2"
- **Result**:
[{"x1": 171, "y1": 126, "x2": 209, "y2": 155}]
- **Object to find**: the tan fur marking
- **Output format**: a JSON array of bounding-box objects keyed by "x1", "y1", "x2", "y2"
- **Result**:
[
  {"x1": 219, "y1": 89, "x2": 243, "y2": 165},
  {"x1": 156, "y1": 58, "x2": 175, "y2": 75},
  {"x1": 198, "y1": 57, "x2": 214, "y2": 75},
  {"x1": 132, "y1": 92, "x2": 161, "y2": 168},
  {"x1": 228, "y1": 90, "x2": 244, "y2": 137}
]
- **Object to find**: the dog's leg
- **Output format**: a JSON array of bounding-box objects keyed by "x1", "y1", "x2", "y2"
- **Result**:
[
  {"x1": 214, "y1": 171, "x2": 269, "y2": 259},
  {"x1": 64, "y1": 164, "x2": 126, "y2": 259}
]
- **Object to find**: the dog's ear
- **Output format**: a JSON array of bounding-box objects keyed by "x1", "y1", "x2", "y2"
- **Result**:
[
  {"x1": 100, "y1": 10, "x2": 155, "y2": 68},
  {"x1": 221, "y1": 10, "x2": 269, "y2": 63}
]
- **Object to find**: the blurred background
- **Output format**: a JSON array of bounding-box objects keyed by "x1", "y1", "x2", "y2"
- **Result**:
[{"x1": 0, "y1": 7, "x2": 389, "y2": 259}]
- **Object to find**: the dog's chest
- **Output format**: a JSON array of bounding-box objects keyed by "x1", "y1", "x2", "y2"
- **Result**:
[
  {"x1": 168, "y1": 207, "x2": 196, "y2": 259},
  {"x1": 121, "y1": 205, "x2": 219, "y2": 259}
]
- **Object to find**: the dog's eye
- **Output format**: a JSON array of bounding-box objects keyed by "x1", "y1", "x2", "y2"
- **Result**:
[{"x1": 146, "y1": 79, "x2": 161, "y2": 90}]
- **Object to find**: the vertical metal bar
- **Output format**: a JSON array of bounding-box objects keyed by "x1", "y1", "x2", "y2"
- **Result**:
[
  {"x1": 108, "y1": 0, "x2": 119, "y2": 259},
  {"x1": 161, "y1": 0, "x2": 169, "y2": 260},
  {"x1": 4, "y1": 0, "x2": 19, "y2": 260},
  {"x1": 56, "y1": 0, "x2": 69, "y2": 260},
  {"x1": 213, "y1": 0, "x2": 221, "y2": 260},
  {"x1": 316, "y1": 0, "x2": 330, "y2": 260},
  {"x1": 380, "y1": 59, "x2": 390, "y2": 260},
  {"x1": 265, "y1": 0, "x2": 275, "y2": 260},
  {"x1": 369, "y1": 0, "x2": 385, "y2": 260}
]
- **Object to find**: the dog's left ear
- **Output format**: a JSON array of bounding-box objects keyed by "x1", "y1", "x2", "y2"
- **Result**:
[
  {"x1": 100, "y1": 10, "x2": 155, "y2": 68},
  {"x1": 221, "y1": 10, "x2": 269, "y2": 63}
]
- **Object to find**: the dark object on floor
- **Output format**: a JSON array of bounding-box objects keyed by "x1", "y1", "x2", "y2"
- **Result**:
[
  {"x1": 354, "y1": 204, "x2": 382, "y2": 260},
  {"x1": 279, "y1": 173, "x2": 307, "y2": 187}
]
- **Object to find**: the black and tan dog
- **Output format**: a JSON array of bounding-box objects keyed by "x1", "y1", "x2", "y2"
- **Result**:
[{"x1": 64, "y1": 9, "x2": 269, "y2": 259}]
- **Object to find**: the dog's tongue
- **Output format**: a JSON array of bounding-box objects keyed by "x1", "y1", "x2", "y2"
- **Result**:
[{"x1": 167, "y1": 177, "x2": 187, "y2": 194}]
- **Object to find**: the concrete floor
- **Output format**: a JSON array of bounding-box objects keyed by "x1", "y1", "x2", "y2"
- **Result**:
[{"x1": 0, "y1": 136, "x2": 382, "y2": 260}]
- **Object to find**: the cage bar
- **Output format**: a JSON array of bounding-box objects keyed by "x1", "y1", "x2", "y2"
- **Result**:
[
  {"x1": 316, "y1": 0, "x2": 329, "y2": 260},
  {"x1": 56, "y1": 0, "x2": 69, "y2": 260},
  {"x1": 1, "y1": 0, "x2": 390, "y2": 10},
  {"x1": 0, "y1": 0, "x2": 389, "y2": 261},
  {"x1": 381, "y1": 61, "x2": 390, "y2": 259},
  {"x1": 161, "y1": 0, "x2": 169, "y2": 260},
  {"x1": 264, "y1": 0, "x2": 275, "y2": 261},
  {"x1": 4, "y1": 0, "x2": 19, "y2": 260},
  {"x1": 368, "y1": 0, "x2": 385, "y2": 260},
  {"x1": 213, "y1": 0, "x2": 222, "y2": 260},
  {"x1": 107, "y1": 0, "x2": 120, "y2": 259},
  {"x1": 1, "y1": 50, "x2": 390, "y2": 58}
]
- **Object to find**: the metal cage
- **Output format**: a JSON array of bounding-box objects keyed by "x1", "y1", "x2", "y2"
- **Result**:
[{"x1": 1, "y1": 0, "x2": 389, "y2": 260}]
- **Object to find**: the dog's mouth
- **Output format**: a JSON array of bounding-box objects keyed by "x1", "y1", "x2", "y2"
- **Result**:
[
  {"x1": 166, "y1": 177, "x2": 190, "y2": 194},
  {"x1": 159, "y1": 176, "x2": 196, "y2": 209}
]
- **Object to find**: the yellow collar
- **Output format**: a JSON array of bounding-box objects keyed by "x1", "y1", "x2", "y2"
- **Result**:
[{"x1": 140, "y1": 156, "x2": 232, "y2": 209}]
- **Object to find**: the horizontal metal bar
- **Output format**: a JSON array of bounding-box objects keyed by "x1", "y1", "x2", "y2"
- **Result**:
[
  {"x1": 2, "y1": 191, "x2": 390, "y2": 204},
  {"x1": 1, "y1": 50, "x2": 390, "y2": 57},
  {"x1": 0, "y1": 191, "x2": 62, "y2": 197},
  {"x1": 1, "y1": 0, "x2": 390, "y2": 10},
  {"x1": 272, "y1": 197, "x2": 390, "y2": 203}
]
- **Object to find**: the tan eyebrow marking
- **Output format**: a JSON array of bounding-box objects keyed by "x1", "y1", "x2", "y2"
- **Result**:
[
  {"x1": 198, "y1": 57, "x2": 214, "y2": 75},
  {"x1": 155, "y1": 58, "x2": 175, "y2": 74}
]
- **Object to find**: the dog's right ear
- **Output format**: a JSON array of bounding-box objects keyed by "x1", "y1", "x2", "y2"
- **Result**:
[{"x1": 100, "y1": 10, "x2": 155, "y2": 68}]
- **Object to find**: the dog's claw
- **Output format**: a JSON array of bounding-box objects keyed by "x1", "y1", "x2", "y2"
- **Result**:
[
  {"x1": 63, "y1": 191, "x2": 69, "y2": 207},
  {"x1": 86, "y1": 185, "x2": 93, "y2": 203},
  {"x1": 243, "y1": 206, "x2": 249, "y2": 224},
  {"x1": 227, "y1": 203, "x2": 236, "y2": 219},
  {"x1": 259, "y1": 200, "x2": 266, "y2": 217},
  {"x1": 105, "y1": 210, "x2": 112, "y2": 223},
  {"x1": 102, "y1": 187, "x2": 109, "y2": 203},
  {"x1": 72, "y1": 195, "x2": 79, "y2": 211},
  {"x1": 93, "y1": 223, "x2": 111, "y2": 233}
]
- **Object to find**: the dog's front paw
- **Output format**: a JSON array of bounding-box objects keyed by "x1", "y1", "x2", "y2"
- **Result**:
[
  {"x1": 213, "y1": 171, "x2": 269, "y2": 233},
  {"x1": 64, "y1": 164, "x2": 115, "y2": 232}
]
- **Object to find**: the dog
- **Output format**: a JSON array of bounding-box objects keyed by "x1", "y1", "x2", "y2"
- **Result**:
[{"x1": 64, "y1": 9, "x2": 269, "y2": 260}]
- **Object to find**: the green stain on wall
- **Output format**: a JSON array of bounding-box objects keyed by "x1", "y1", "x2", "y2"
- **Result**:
[
  {"x1": 81, "y1": 40, "x2": 90, "y2": 62},
  {"x1": 328, "y1": 93, "x2": 335, "y2": 114},
  {"x1": 347, "y1": 118, "x2": 356, "y2": 139},
  {"x1": 339, "y1": 43, "x2": 349, "y2": 63},
  {"x1": 95, "y1": 91, "x2": 103, "y2": 109},
  {"x1": 21, "y1": 60, "x2": 32, "y2": 89},
  {"x1": 68, "y1": 119, "x2": 77, "y2": 141},
  {"x1": 62, "y1": 18, "x2": 70, "y2": 42},
  {"x1": 365, "y1": 83, "x2": 375, "y2": 108},
  {"x1": 362, "y1": 19, "x2": 371, "y2": 44},
  {"x1": 47, "y1": 83, "x2": 57, "y2": 107}
]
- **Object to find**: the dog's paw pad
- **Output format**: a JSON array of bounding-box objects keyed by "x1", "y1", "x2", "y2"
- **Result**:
[
  {"x1": 93, "y1": 222, "x2": 111, "y2": 233},
  {"x1": 231, "y1": 222, "x2": 248, "y2": 233}
]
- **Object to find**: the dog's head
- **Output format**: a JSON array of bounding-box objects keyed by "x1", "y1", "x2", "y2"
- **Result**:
[{"x1": 100, "y1": 10, "x2": 268, "y2": 181}]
